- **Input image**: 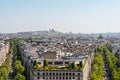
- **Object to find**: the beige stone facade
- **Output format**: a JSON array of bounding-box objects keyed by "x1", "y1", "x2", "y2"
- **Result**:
[{"x1": 0, "y1": 41, "x2": 9, "y2": 66}]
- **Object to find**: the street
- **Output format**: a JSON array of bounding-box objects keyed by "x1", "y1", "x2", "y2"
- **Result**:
[
  {"x1": 8, "y1": 53, "x2": 14, "y2": 80},
  {"x1": 102, "y1": 52, "x2": 110, "y2": 80}
]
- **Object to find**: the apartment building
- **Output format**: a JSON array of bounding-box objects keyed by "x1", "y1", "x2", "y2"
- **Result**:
[
  {"x1": 0, "y1": 41, "x2": 9, "y2": 66},
  {"x1": 18, "y1": 38, "x2": 94, "y2": 80},
  {"x1": 26, "y1": 53, "x2": 91, "y2": 80}
]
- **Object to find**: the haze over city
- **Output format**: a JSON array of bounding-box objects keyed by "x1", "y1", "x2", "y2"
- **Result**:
[
  {"x1": 1, "y1": 1, "x2": 120, "y2": 80},
  {"x1": 0, "y1": 0, "x2": 120, "y2": 33}
]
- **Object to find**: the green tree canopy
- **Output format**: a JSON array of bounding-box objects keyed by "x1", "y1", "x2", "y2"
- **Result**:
[
  {"x1": 14, "y1": 64, "x2": 24, "y2": 75},
  {"x1": 71, "y1": 61, "x2": 78, "y2": 70},
  {"x1": 43, "y1": 59, "x2": 48, "y2": 67},
  {"x1": 14, "y1": 73, "x2": 26, "y2": 80}
]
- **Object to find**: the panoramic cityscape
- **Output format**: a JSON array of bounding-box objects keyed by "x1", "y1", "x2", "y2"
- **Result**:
[{"x1": 1, "y1": 0, "x2": 120, "y2": 80}]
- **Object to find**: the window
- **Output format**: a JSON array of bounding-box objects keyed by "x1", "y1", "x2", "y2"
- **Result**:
[
  {"x1": 38, "y1": 73, "x2": 40, "y2": 75},
  {"x1": 73, "y1": 73, "x2": 75, "y2": 75},
  {"x1": 46, "y1": 73, "x2": 48, "y2": 75},
  {"x1": 53, "y1": 77, "x2": 55, "y2": 79},
  {"x1": 78, "y1": 73, "x2": 80, "y2": 75},
  {"x1": 59, "y1": 73, "x2": 61, "y2": 75},
  {"x1": 54, "y1": 61, "x2": 63, "y2": 65},
  {"x1": 38, "y1": 62, "x2": 41, "y2": 64},
  {"x1": 53, "y1": 73, "x2": 55, "y2": 75},
  {"x1": 63, "y1": 73, "x2": 65, "y2": 75},
  {"x1": 49, "y1": 73, "x2": 51, "y2": 75},
  {"x1": 65, "y1": 62, "x2": 69, "y2": 64},
  {"x1": 63, "y1": 77, "x2": 64, "y2": 79},
  {"x1": 66, "y1": 77, "x2": 68, "y2": 79},
  {"x1": 73, "y1": 77, "x2": 75, "y2": 79},
  {"x1": 46, "y1": 77, "x2": 48, "y2": 79},
  {"x1": 50, "y1": 77, "x2": 51, "y2": 79},
  {"x1": 43, "y1": 73, "x2": 45, "y2": 75},
  {"x1": 56, "y1": 77, "x2": 58, "y2": 79},
  {"x1": 66, "y1": 73, "x2": 68, "y2": 75},
  {"x1": 69, "y1": 77, "x2": 71, "y2": 79},
  {"x1": 56, "y1": 73, "x2": 58, "y2": 75},
  {"x1": 69, "y1": 73, "x2": 71, "y2": 75},
  {"x1": 59, "y1": 77, "x2": 61, "y2": 79},
  {"x1": 38, "y1": 77, "x2": 40, "y2": 79},
  {"x1": 48, "y1": 62, "x2": 52, "y2": 64},
  {"x1": 43, "y1": 77, "x2": 45, "y2": 79}
]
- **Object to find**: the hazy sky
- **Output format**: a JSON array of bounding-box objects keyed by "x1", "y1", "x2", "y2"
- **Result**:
[{"x1": 0, "y1": 0, "x2": 120, "y2": 33}]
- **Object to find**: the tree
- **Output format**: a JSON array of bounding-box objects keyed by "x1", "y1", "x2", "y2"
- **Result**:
[
  {"x1": 14, "y1": 60, "x2": 21, "y2": 66},
  {"x1": 33, "y1": 60, "x2": 37, "y2": 66},
  {"x1": 10, "y1": 38, "x2": 26, "y2": 80},
  {"x1": 0, "y1": 67, "x2": 8, "y2": 80},
  {"x1": 103, "y1": 46, "x2": 120, "y2": 80},
  {"x1": 79, "y1": 61, "x2": 83, "y2": 68},
  {"x1": 14, "y1": 73, "x2": 26, "y2": 80},
  {"x1": 14, "y1": 64, "x2": 24, "y2": 75},
  {"x1": 33, "y1": 60, "x2": 38, "y2": 69},
  {"x1": 90, "y1": 72, "x2": 97, "y2": 80},
  {"x1": 111, "y1": 69, "x2": 119, "y2": 80},
  {"x1": 0, "y1": 77, "x2": 4, "y2": 80},
  {"x1": 71, "y1": 61, "x2": 78, "y2": 70},
  {"x1": 43, "y1": 59, "x2": 48, "y2": 67},
  {"x1": 90, "y1": 47, "x2": 103, "y2": 80}
]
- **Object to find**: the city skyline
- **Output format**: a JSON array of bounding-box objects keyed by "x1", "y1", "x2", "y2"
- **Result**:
[{"x1": 0, "y1": 0, "x2": 120, "y2": 33}]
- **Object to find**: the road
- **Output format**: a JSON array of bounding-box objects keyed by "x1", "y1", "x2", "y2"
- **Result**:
[
  {"x1": 102, "y1": 52, "x2": 110, "y2": 80},
  {"x1": 8, "y1": 53, "x2": 14, "y2": 80}
]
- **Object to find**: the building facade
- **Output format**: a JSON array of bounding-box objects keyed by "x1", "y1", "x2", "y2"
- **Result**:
[{"x1": 0, "y1": 41, "x2": 9, "y2": 66}]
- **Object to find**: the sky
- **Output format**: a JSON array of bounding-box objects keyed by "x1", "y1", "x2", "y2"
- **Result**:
[{"x1": 0, "y1": 0, "x2": 120, "y2": 33}]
